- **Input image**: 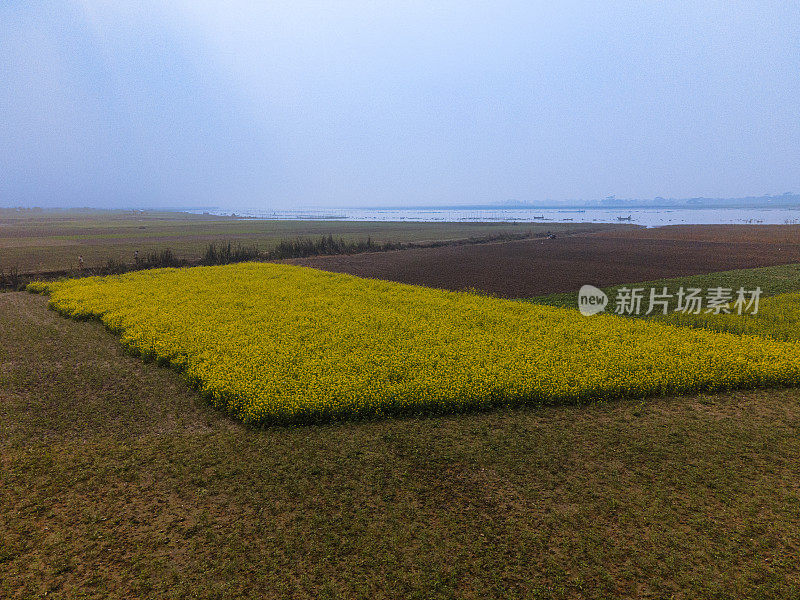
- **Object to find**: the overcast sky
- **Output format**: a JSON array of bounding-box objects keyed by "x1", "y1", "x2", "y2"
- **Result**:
[{"x1": 1, "y1": 1, "x2": 799, "y2": 210}]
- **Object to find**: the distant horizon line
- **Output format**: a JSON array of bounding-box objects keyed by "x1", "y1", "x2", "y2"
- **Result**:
[{"x1": 3, "y1": 192, "x2": 800, "y2": 213}]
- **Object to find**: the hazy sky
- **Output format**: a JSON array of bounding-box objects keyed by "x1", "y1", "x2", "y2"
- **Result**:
[{"x1": 2, "y1": 1, "x2": 799, "y2": 209}]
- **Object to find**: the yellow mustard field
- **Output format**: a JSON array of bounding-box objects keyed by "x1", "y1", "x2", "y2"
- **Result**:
[
  {"x1": 28, "y1": 263, "x2": 800, "y2": 424},
  {"x1": 655, "y1": 292, "x2": 800, "y2": 342}
]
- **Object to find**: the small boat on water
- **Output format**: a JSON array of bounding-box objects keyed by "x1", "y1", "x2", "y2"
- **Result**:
[{"x1": 617, "y1": 215, "x2": 633, "y2": 221}]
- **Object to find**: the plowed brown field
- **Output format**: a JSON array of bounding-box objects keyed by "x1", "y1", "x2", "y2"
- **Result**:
[{"x1": 289, "y1": 225, "x2": 800, "y2": 298}]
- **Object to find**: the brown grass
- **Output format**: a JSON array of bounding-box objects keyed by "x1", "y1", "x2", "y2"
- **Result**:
[
  {"x1": 0, "y1": 210, "x2": 614, "y2": 273},
  {"x1": 2, "y1": 292, "x2": 800, "y2": 598}
]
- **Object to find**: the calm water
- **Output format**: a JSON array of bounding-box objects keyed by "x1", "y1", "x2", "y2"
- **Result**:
[{"x1": 203, "y1": 207, "x2": 800, "y2": 228}]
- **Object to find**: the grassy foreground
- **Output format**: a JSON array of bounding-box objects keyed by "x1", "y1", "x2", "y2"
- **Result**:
[{"x1": 2, "y1": 291, "x2": 800, "y2": 598}]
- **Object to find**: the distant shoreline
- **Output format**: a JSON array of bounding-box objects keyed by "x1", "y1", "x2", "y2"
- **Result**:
[
  {"x1": 4, "y1": 205, "x2": 800, "y2": 228},
  {"x1": 190, "y1": 206, "x2": 800, "y2": 228}
]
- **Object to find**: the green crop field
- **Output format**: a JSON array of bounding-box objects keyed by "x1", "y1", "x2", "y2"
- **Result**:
[{"x1": 528, "y1": 263, "x2": 800, "y2": 308}]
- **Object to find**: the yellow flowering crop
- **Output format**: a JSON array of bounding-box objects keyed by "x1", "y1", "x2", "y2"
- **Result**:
[
  {"x1": 656, "y1": 292, "x2": 800, "y2": 341},
  {"x1": 28, "y1": 264, "x2": 800, "y2": 424}
]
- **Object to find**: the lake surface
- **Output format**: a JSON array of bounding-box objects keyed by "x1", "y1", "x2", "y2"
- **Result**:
[{"x1": 202, "y1": 207, "x2": 800, "y2": 228}]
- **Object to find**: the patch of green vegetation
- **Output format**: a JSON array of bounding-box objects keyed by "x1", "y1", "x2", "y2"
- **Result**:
[
  {"x1": 528, "y1": 263, "x2": 800, "y2": 309},
  {"x1": 528, "y1": 262, "x2": 800, "y2": 351},
  {"x1": 650, "y1": 292, "x2": 800, "y2": 341}
]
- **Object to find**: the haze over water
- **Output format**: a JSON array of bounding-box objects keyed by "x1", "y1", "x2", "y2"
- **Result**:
[{"x1": 196, "y1": 207, "x2": 800, "y2": 228}]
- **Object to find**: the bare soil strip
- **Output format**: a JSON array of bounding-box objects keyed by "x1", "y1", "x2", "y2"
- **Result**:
[{"x1": 289, "y1": 225, "x2": 800, "y2": 297}]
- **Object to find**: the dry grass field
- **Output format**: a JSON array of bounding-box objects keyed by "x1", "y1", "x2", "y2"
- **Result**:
[
  {"x1": 3, "y1": 291, "x2": 800, "y2": 599},
  {"x1": 0, "y1": 209, "x2": 613, "y2": 274}
]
